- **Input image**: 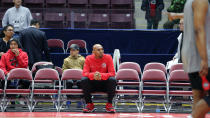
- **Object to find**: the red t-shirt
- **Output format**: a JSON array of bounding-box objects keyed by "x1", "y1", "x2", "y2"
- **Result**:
[{"x1": 83, "y1": 54, "x2": 115, "y2": 80}]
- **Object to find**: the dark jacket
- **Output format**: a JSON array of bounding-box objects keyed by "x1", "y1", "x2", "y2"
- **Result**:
[
  {"x1": 19, "y1": 27, "x2": 51, "y2": 67},
  {"x1": 0, "y1": 38, "x2": 10, "y2": 53},
  {"x1": 141, "y1": 0, "x2": 164, "y2": 21},
  {"x1": 0, "y1": 49, "x2": 28, "y2": 75}
]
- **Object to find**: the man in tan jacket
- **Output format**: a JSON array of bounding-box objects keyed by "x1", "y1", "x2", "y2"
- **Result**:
[{"x1": 62, "y1": 44, "x2": 85, "y2": 90}]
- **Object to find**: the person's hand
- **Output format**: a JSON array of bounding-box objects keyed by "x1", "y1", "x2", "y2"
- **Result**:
[
  {"x1": 167, "y1": 12, "x2": 177, "y2": 21},
  {"x1": 94, "y1": 71, "x2": 101, "y2": 80},
  {"x1": 200, "y1": 59, "x2": 208, "y2": 77},
  {"x1": 11, "y1": 49, "x2": 20, "y2": 56},
  {"x1": 0, "y1": 52, "x2": 4, "y2": 56}
]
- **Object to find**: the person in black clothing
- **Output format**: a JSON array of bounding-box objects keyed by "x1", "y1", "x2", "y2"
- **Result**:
[
  {"x1": 0, "y1": 24, "x2": 14, "y2": 58},
  {"x1": 141, "y1": 0, "x2": 164, "y2": 29},
  {"x1": 19, "y1": 19, "x2": 51, "y2": 70}
]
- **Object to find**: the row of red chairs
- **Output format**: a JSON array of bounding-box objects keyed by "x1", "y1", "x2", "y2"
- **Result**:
[
  {"x1": 0, "y1": 12, "x2": 134, "y2": 29},
  {"x1": 47, "y1": 39, "x2": 88, "y2": 54},
  {"x1": 0, "y1": 61, "x2": 191, "y2": 112},
  {"x1": 0, "y1": 0, "x2": 134, "y2": 8}
]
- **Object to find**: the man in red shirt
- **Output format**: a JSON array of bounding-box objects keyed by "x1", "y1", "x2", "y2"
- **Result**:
[{"x1": 81, "y1": 44, "x2": 116, "y2": 113}]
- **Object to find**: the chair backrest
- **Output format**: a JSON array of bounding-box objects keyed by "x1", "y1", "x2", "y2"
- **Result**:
[
  {"x1": 7, "y1": 68, "x2": 32, "y2": 81},
  {"x1": 66, "y1": 13, "x2": 87, "y2": 22},
  {"x1": 119, "y1": 62, "x2": 141, "y2": 75},
  {"x1": 89, "y1": 0, "x2": 110, "y2": 4},
  {"x1": 66, "y1": 39, "x2": 88, "y2": 53},
  {"x1": 31, "y1": 61, "x2": 53, "y2": 73},
  {"x1": 169, "y1": 63, "x2": 184, "y2": 74},
  {"x1": 89, "y1": 14, "x2": 109, "y2": 23},
  {"x1": 1, "y1": 0, "x2": 13, "y2": 3},
  {"x1": 47, "y1": 39, "x2": 65, "y2": 48},
  {"x1": 24, "y1": 0, "x2": 44, "y2": 4},
  {"x1": 111, "y1": 0, "x2": 133, "y2": 4},
  {"x1": 144, "y1": 62, "x2": 166, "y2": 74},
  {"x1": 116, "y1": 69, "x2": 139, "y2": 81},
  {"x1": 68, "y1": 0, "x2": 88, "y2": 4},
  {"x1": 111, "y1": 13, "x2": 133, "y2": 22},
  {"x1": 0, "y1": 69, "x2": 5, "y2": 80},
  {"x1": 44, "y1": 13, "x2": 65, "y2": 21},
  {"x1": 32, "y1": 13, "x2": 43, "y2": 21},
  {"x1": 169, "y1": 70, "x2": 189, "y2": 82},
  {"x1": 55, "y1": 66, "x2": 63, "y2": 76},
  {"x1": 46, "y1": 0, "x2": 66, "y2": 4},
  {"x1": 61, "y1": 69, "x2": 83, "y2": 81},
  {"x1": 142, "y1": 69, "x2": 166, "y2": 82},
  {"x1": 34, "y1": 68, "x2": 59, "y2": 81}
]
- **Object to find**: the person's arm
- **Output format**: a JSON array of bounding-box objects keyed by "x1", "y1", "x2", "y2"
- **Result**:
[
  {"x1": 42, "y1": 32, "x2": 51, "y2": 62},
  {"x1": 0, "y1": 55, "x2": 9, "y2": 75},
  {"x1": 27, "y1": 8, "x2": 33, "y2": 27},
  {"x1": 157, "y1": 0, "x2": 164, "y2": 11},
  {"x1": 16, "y1": 52, "x2": 28, "y2": 68},
  {"x1": 82, "y1": 57, "x2": 95, "y2": 80},
  {"x1": 167, "y1": 13, "x2": 184, "y2": 21},
  {"x1": 62, "y1": 59, "x2": 69, "y2": 71},
  {"x1": 100, "y1": 55, "x2": 116, "y2": 80},
  {"x1": 141, "y1": 0, "x2": 148, "y2": 11},
  {"x1": 193, "y1": 0, "x2": 209, "y2": 76},
  {"x1": 2, "y1": 10, "x2": 9, "y2": 27}
]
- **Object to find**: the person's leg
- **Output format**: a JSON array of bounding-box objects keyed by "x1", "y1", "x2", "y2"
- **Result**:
[
  {"x1": 18, "y1": 80, "x2": 30, "y2": 89},
  {"x1": 105, "y1": 77, "x2": 117, "y2": 103},
  {"x1": 147, "y1": 19, "x2": 153, "y2": 29},
  {"x1": 192, "y1": 96, "x2": 210, "y2": 118},
  {"x1": 76, "y1": 80, "x2": 81, "y2": 89},
  {"x1": 81, "y1": 77, "x2": 93, "y2": 103},
  {"x1": 153, "y1": 20, "x2": 159, "y2": 29},
  {"x1": 192, "y1": 89, "x2": 206, "y2": 111}
]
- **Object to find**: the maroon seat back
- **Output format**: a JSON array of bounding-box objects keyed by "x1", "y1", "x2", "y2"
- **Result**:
[
  {"x1": 169, "y1": 70, "x2": 189, "y2": 82},
  {"x1": 119, "y1": 62, "x2": 141, "y2": 75},
  {"x1": 7, "y1": 68, "x2": 32, "y2": 81},
  {"x1": 142, "y1": 69, "x2": 166, "y2": 82},
  {"x1": 144, "y1": 62, "x2": 166, "y2": 74},
  {"x1": 61, "y1": 69, "x2": 83, "y2": 81},
  {"x1": 34, "y1": 68, "x2": 59, "y2": 81},
  {"x1": 0, "y1": 69, "x2": 5, "y2": 80},
  {"x1": 170, "y1": 63, "x2": 184, "y2": 74},
  {"x1": 116, "y1": 69, "x2": 139, "y2": 81}
]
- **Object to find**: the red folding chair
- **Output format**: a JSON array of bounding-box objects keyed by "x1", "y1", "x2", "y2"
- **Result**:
[
  {"x1": 168, "y1": 70, "x2": 192, "y2": 112},
  {"x1": 144, "y1": 62, "x2": 167, "y2": 74},
  {"x1": 3, "y1": 68, "x2": 33, "y2": 112},
  {"x1": 60, "y1": 69, "x2": 83, "y2": 111},
  {"x1": 119, "y1": 62, "x2": 142, "y2": 76},
  {"x1": 115, "y1": 69, "x2": 141, "y2": 112},
  {"x1": 0, "y1": 69, "x2": 5, "y2": 111},
  {"x1": 66, "y1": 39, "x2": 88, "y2": 54},
  {"x1": 47, "y1": 39, "x2": 65, "y2": 53},
  {"x1": 31, "y1": 68, "x2": 61, "y2": 111},
  {"x1": 169, "y1": 63, "x2": 184, "y2": 74},
  {"x1": 141, "y1": 69, "x2": 168, "y2": 112}
]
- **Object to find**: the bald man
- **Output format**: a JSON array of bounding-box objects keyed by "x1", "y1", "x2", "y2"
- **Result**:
[{"x1": 81, "y1": 44, "x2": 116, "y2": 113}]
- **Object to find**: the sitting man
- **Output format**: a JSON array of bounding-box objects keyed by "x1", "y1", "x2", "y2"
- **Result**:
[
  {"x1": 62, "y1": 44, "x2": 85, "y2": 89},
  {"x1": 0, "y1": 38, "x2": 29, "y2": 89},
  {"x1": 81, "y1": 44, "x2": 116, "y2": 113}
]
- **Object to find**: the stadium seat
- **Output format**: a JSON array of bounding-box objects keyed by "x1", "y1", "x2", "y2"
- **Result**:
[
  {"x1": 169, "y1": 63, "x2": 184, "y2": 74},
  {"x1": 31, "y1": 68, "x2": 61, "y2": 111},
  {"x1": 141, "y1": 69, "x2": 168, "y2": 112},
  {"x1": 115, "y1": 69, "x2": 141, "y2": 112},
  {"x1": 66, "y1": 39, "x2": 88, "y2": 54},
  {"x1": 55, "y1": 66, "x2": 63, "y2": 77},
  {"x1": 31, "y1": 12, "x2": 43, "y2": 26},
  {"x1": 67, "y1": 0, "x2": 88, "y2": 8},
  {"x1": 144, "y1": 62, "x2": 167, "y2": 74},
  {"x1": 46, "y1": 0, "x2": 66, "y2": 8},
  {"x1": 110, "y1": 13, "x2": 134, "y2": 29},
  {"x1": 1, "y1": 0, "x2": 13, "y2": 8},
  {"x1": 66, "y1": 12, "x2": 87, "y2": 28},
  {"x1": 111, "y1": 0, "x2": 134, "y2": 9},
  {"x1": 168, "y1": 70, "x2": 192, "y2": 112},
  {"x1": 24, "y1": 0, "x2": 44, "y2": 8},
  {"x1": 60, "y1": 69, "x2": 83, "y2": 111},
  {"x1": 119, "y1": 62, "x2": 142, "y2": 77},
  {"x1": 89, "y1": 0, "x2": 110, "y2": 8},
  {"x1": 47, "y1": 39, "x2": 65, "y2": 53},
  {"x1": 2, "y1": 68, "x2": 33, "y2": 112},
  {"x1": 88, "y1": 13, "x2": 110, "y2": 29},
  {"x1": 44, "y1": 12, "x2": 65, "y2": 28}
]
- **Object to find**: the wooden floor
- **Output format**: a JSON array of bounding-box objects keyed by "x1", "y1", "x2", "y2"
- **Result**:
[{"x1": 1, "y1": 112, "x2": 210, "y2": 118}]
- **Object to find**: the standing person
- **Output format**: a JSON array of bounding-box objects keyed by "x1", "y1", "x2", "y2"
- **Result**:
[
  {"x1": 2, "y1": 0, "x2": 33, "y2": 34},
  {"x1": 169, "y1": 0, "x2": 210, "y2": 117},
  {"x1": 141, "y1": 0, "x2": 164, "y2": 29},
  {"x1": 0, "y1": 24, "x2": 14, "y2": 58},
  {"x1": 81, "y1": 44, "x2": 116, "y2": 113},
  {"x1": 19, "y1": 19, "x2": 51, "y2": 70}
]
